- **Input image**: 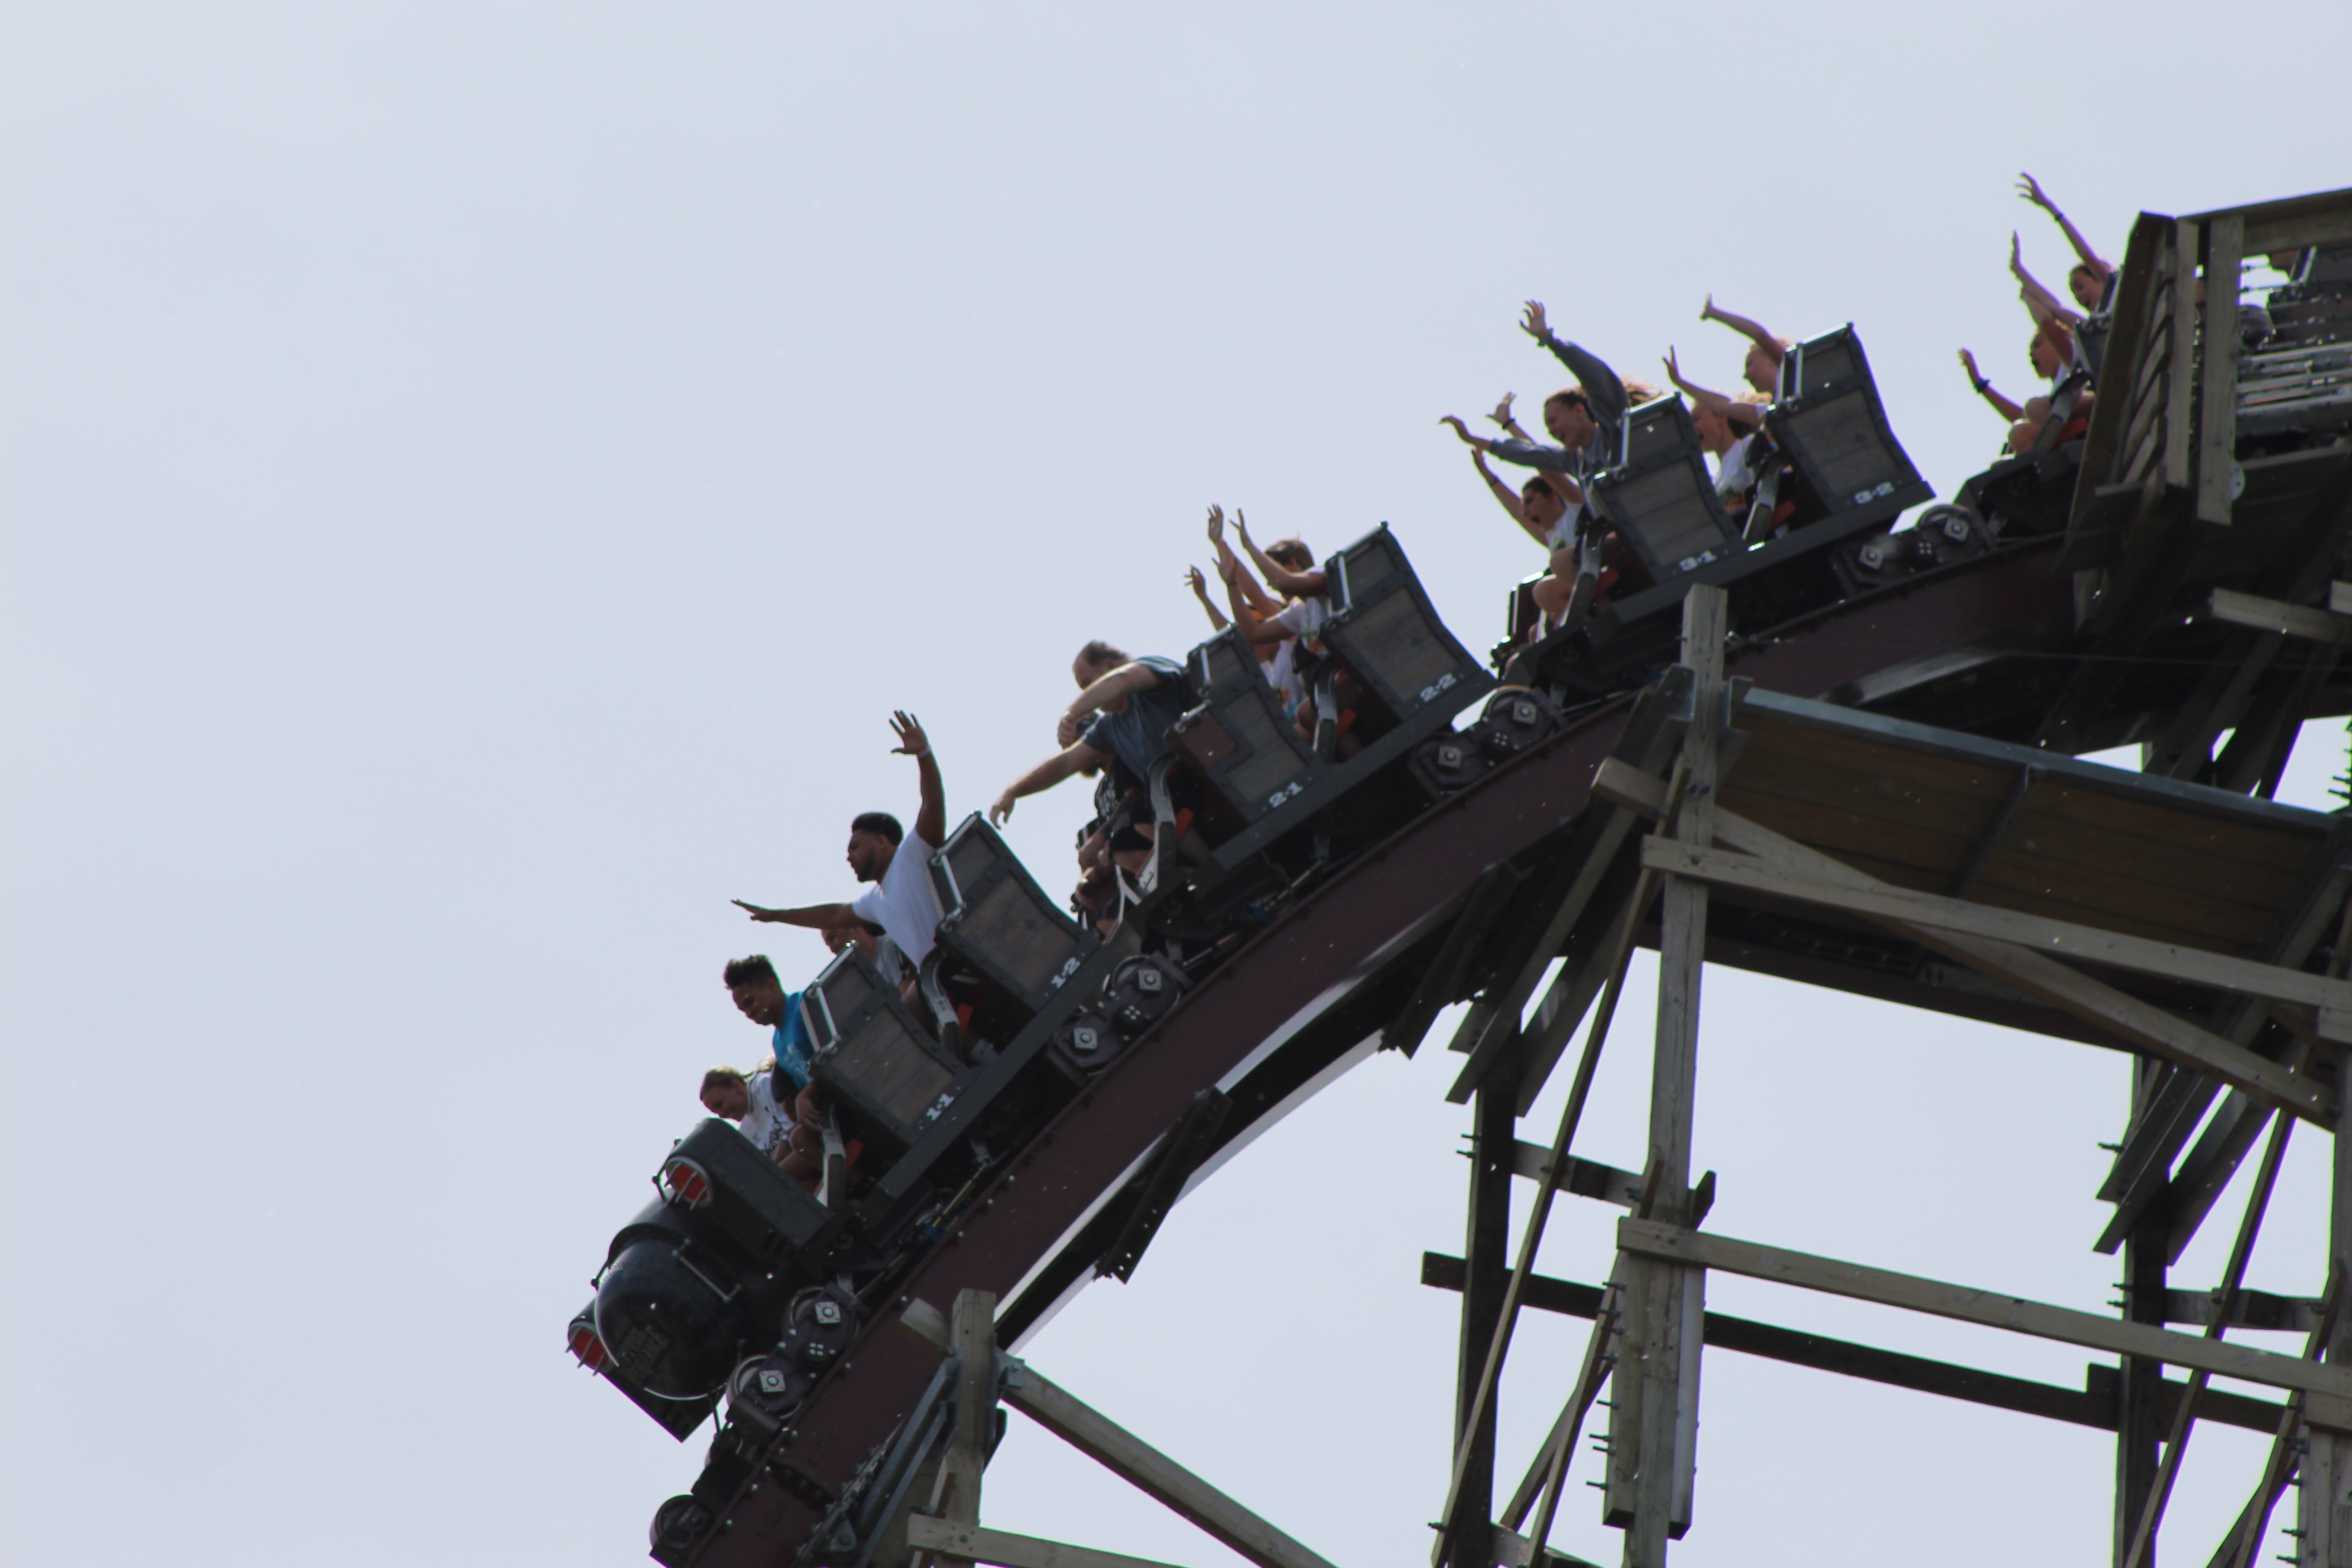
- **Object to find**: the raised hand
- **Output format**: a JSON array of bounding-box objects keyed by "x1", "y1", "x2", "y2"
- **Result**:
[
  {"x1": 2009, "y1": 230, "x2": 2025, "y2": 274},
  {"x1": 1700, "y1": 293, "x2": 1719, "y2": 322},
  {"x1": 1958, "y1": 348, "x2": 1983, "y2": 381},
  {"x1": 1519, "y1": 300, "x2": 1551, "y2": 342},
  {"x1": 989, "y1": 791, "x2": 1018, "y2": 827},
  {"x1": 1205, "y1": 504, "x2": 1227, "y2": 547},
  {"x1": 1663, "y1": 346, "x2": 1685, "y2": 387},
  {"x1": 1439, "y1": 414, "x2": 1476, "y2": 445},
  {"x1": 734, "y1": 899, "x2": 784, "y2": 922},
  {"x1": 889, "y1": 710, "x2": 929, "y2": 757},
  {"x1": 1486, "y1": 392, "x2": 1517, "y2": 428},
  {"x1": 2016, "y1": 171, "x2": 2053, "y2": 211},
  {"x1": 1186, "y1": 564, "x2": 1210, "y2": 598}
]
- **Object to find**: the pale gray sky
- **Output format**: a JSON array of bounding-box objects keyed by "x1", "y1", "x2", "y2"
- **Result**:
[{"x1": 5, "y1": 4, "x2": 2351, "y2": 1565}]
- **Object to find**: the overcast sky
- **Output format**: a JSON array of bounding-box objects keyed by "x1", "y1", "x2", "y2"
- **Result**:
[{"x1": 7, "y1": 4, "x2": 2352, "y2": 1566}]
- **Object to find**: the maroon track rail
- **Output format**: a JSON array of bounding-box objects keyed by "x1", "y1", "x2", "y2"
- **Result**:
[{"x1": 687, "y1": 540, "x2": 2074, "y2": 1565}]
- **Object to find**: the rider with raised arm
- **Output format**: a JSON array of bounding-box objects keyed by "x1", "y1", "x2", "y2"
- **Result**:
[
  {"x1": 2017, "y1": 171, "x2": 2112, "y2": 312},
  {"x1": 734, "y1": 712, "x2": 946, "y2": 992},
  {"x1": 1699, "y1": 294, "x2": 1792, "y2": 396}
]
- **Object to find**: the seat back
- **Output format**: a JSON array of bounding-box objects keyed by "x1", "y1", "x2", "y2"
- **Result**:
[
  {"x1": 802, "y1": 948, "x2": 965, "y2": 1150},
  {"x1": 1766, "y1": 325, "x2": 1929, "y2": 524},
  {"x1": 1318, "y1": 526, "x2": 1489, "y2": 725},
  {"x1": 1169, "y1": 628, "x2": 1325, "y2": 831},
  {"x1": 659, "y1": 1117, "x2": 833, "y2": 1264},
  {"x1": 1587, "y1": 396, "x2": 1744, "y2": 582},
  {"x1": 926, "y1": 813, "x2": 1093, "y2": 1014}
]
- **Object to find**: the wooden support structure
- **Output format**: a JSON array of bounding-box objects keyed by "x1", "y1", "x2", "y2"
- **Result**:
[
  {"x1": 1403, "y1": 185, "x2": 2352, "y2": 1568},
  {"x1": 1421, "y1": 1251, "x2": 2289, "y2": 1437},
  {"x1": 1611, "y1": 586, "x2": 1725, "y2": 1565},
  {"x1": 2300, "y1": 1088, "x2": 2352, "y2": 1567},
  {"x1": 896, "y1": 1298, "x2": 1339, "y2": 1568}
]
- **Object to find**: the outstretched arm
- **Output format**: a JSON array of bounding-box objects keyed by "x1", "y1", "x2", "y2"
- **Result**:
[
  {"x1": 1205, "y1": 507, "x2": 1281, "y2": 616},
  {"x1": 1186, "y1": 566, "x2": 1231, "y2": 634},
  {"x1": 1700, "y1": 294, "x2": 1780, "y2": 349},
  {"x1": 888, "y1": 711, "x2": 945, "y2": 847},
  {"x1": 1958, "y1": 349, "x2": 2023, "y2": 422},
  {"x1": 1058, "y1": 661, "x2": 1171, "y2": 748},
  {"x1": 2018, "y1": 172, "x2": 2109, "y2": 279},
  {"x1": 1486, "y1": 392, "x2": 1535, "y2": 443},
  {"x1": 988, "y1": 742, "x2": 1104, "y2": 827},
  {"x1": 1470, "y1": 449, "x2": 1530, "y2": 528},
  {"x1": 1235, "y1": 511, "x2": 1326, "y2": 598},
  {"x1": 2011, "y1": 234, "x2": 2082, "y2": 328},
  {"x1": 733, "y1": 897, "x2": 859, "y2": 930},
  {"x1": 1438, "y1": 413, "x2": 1495, "y2": 455},
  {"x1": 1664, "y1": 348, "x2": 1764, "y2": 429},
  {"x1": 1522, "y1": 300, "x2": 1627, "y2": 429}
]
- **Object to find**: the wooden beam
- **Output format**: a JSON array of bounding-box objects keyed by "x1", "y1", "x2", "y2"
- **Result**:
[
  {"x1": 1490, "y1": 1524, "x2": 1607, "y2": 1568},
  {"x1": 1421, "y1": 1252, "x2": 2288, "y2": 1436},
  {"x1": 905, "y1": 1518, "x2": 1190, "y2": 1568},
  {"x1": 897, "y1": 1303, "x2": 1340, "y2": 1568},
  {"x1": 1679, "y1": 803, "x2": 2337, "y2": 1124},
  {"x1": 1948, "y1": 764, "x2": 2038, "y2": 899},
  {"x1": 919, "y1": 1288, "x2": 1000, "y2": 1548},
  {"x1": 1636, "y1": 837, "x2": 2352, "y2": 1019},
  {"x1": 2205, "y1": 585, "x2": 2352, "y2": 646},
  {"x1": 1616, "y1": 1218, "x2": 2352, "y2": 1399},
  {"x1": 1383, "y1": 863, "x2": 1525, "y2": 1059},
  {"x1": 2167, "y1": 220, "x2": 2200, "y2": 492},
  {"x1": 2121, "y1": 1114, "x2": 2295, "y2": 1568},
  {"x1": 1614, "y1": 589, "x2": 1725, "y2": 1562},
  {"x1": 2197, "y1": 214, "x2": 2246, "y2": 525}
]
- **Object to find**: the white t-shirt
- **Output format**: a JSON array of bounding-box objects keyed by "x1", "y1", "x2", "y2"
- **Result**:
[
  {"x1": 851, "y1": 829, "x2": 943, "y2": 976},
  {"x1": 1715, "y1": 434, "x2": 1758, "y2": 503},
  {"x1": 1273, "y1": 596, "x2": 1331, "y2": 654},
  {"x1": 1262, "y1": 638, "x2": 1300, "y2": 715},
  {"x1": 735, "y1": 1068, "x2": 792, "y2": 1155}
]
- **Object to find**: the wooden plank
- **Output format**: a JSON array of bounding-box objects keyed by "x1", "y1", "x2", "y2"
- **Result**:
[
  {"x1": 897, "y1": 1303, "x2": 1340, "y2": 1568},
  {"x1": 2167, "y1": 220, "x2": 2201, "y2": 490},
  {"x1": 1731, "y1": 730, "x2": 2319, "y2": 895},
  {"x1": 1692, "y1": 802, "x2": 2337, "y2": 1122},
  {"x1": 1490, "y1": 1524, "x2": 1606, "y2": 1568},
  {"x1": 2208, "y1": 585, "x2": 2352, "y2": 646},
  {"x1": 1712, "y1": 784, "x2": 1980, "y2": 880},
  {"x1": 1007, "y1": 1368, "x2": 1341, "y2": 1568},
  {"x1": 1732, "y1": 716, "x2": 2018, "y2": 800},
  {"x1": 1421, "y1": 1252, "x2": 2289, "y2": 1436},
  {"x1": 920, "y1": 1288, "x2": 1000, "y2": 1544},
  {"x1": 1637, "y1": 839, "x2": 2352, "y2": 1016},
  {"x1": 1627, "y1": 585, "x2": 1725, "y2": 1562},
  {"x1": 906, "y1": 1518, "x2": 1191, "y2": 1568},
  {"x1": 2120, "y1": 1114, "x2": 2295, "y2": 1568},
  {"x1": 2019, "y1": 779, "x2": 2323, "y2": 875},
  {"x1": 2200, "y1": 213, "x2": 2247, "y2": 525},
  {"x1": 1507, "y1": 1143, "x2": 1648, "y2": 1208},
  {"x1": 1616, "y1": 1218, "x2": 2352, "y2": 1399},
  {"x1": 1949, "y1": 767, "x2": 2038, "y2": 898},
  {"x1": 1729, "y1": 778, "x2": 2303, "y2": 939}
]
